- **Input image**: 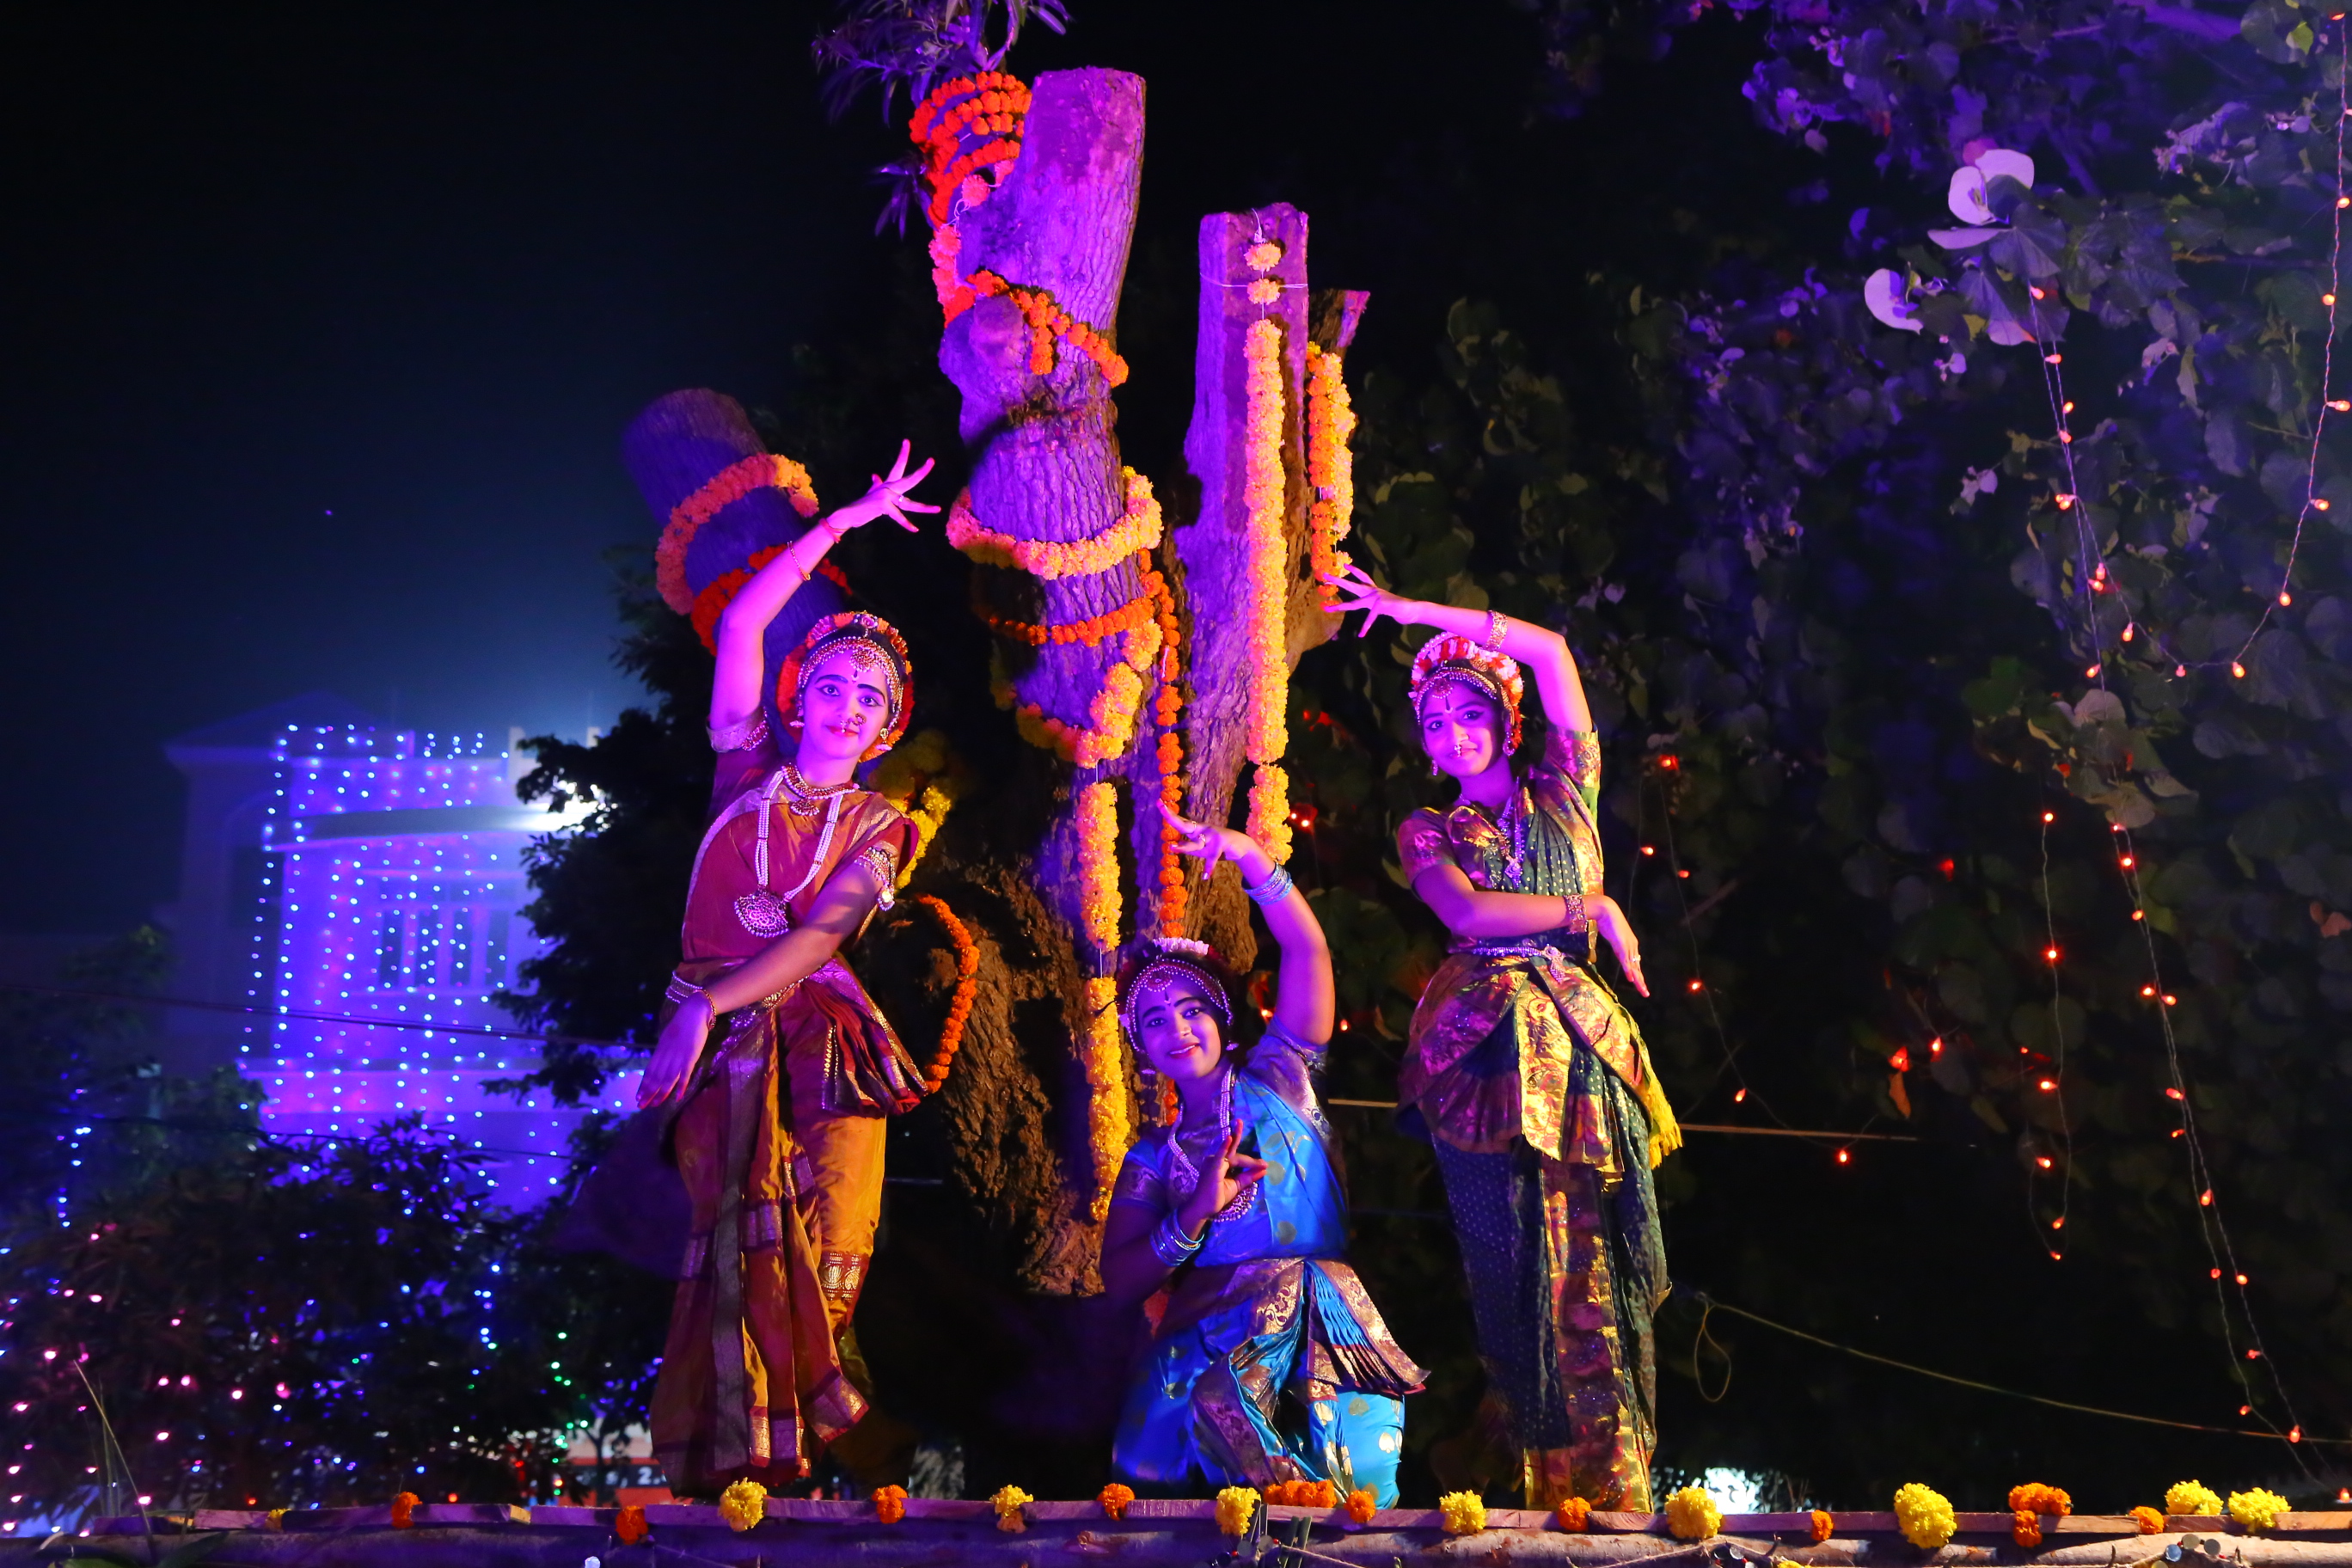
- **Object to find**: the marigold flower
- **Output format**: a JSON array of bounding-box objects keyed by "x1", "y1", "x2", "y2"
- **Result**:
[
  {"x1": 616, "y1": 1504, "x2": 648, "y2": 1544},
  {"x1": 1439, "y1": 1491, "x2": 1487, "y2": 1536},
  {"x1": 1664, "y1": 1485, "x2": 1721, "y2": 1540},
  {"x1": 2227, "y1": 1489, "x2": 2288, "y2": 1534},
  {"x1": 390, "y1": 1492, "x2": 420, "y2": 1530},
  {"x1": 1097, "y1": 1483, "x2": 1135, "y2": 1519},
  {"x1": 2130, "y1": 1506, "x2": 2165, "y2": 1534},
  {"x1": 1557, "y1": 1497, "x2": 1592, "y2": 1531},
  {"x1": 2013, "y1": 1510, "x2": 2043, "y2": 1547},
  {"x1": 1245, "y1": 240, "x2": 1285, "y2": 271},
  {"x1": 1892, "y1": 1483, "x2": 1957, "y2": 1549},
  {"x1": 719, "y1": 1479, "x2": 768, "y2": 1532},
  {"x1": 992, "y1": 1484, "x2": 1034, "y2": 1533},
  {"x1": 1810, "y1": 1509, "x2": 1834, "y2": 1543},
  {"x1": 1344, "y1": 1489, "x2": 1377, "y2": 1525},
  {"x1": 1216, "y1": 1486, "x2": 1260, "y2": 1537},
  {"x1": 2165, "y1": 1481, "x2": 2222, "y2": 1517},
  {"x1": 266, "y1": 1510, "x2": 287, "y2": 1532},
  {"x1": 2008, "y1": 1483, "x2": 2072, "y2": 1517},
  {"x1": 1248, "y1": 277, "x2": 1282, "y2": 304},
  {"x1": 873, "y1": 1485, "x2": 907, "y2": 1524}
]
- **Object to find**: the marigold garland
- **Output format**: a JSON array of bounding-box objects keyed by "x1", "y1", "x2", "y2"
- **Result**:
[
  {"x1": 949, "y1": 469, "x2": 1162, "y2": 579},
  {"x1": 656, "y1": 454, "x2": 820, "y2": 615},
  {"x1": 993, "y1": 591, "x2": 1166, "y2": 769},
  {"x1": 965, "y1": 269, "x2": 1130, "y2": 385},
  {"x1": 686, "y1": 548, "x2": 848, "y2": 652},
  {"x1": 910, "y1": 896, "x2": 979, "y2": 1091},
  {"x1": 1557, "y1": 1498, "x2": 1592, "y2": 1531},
  {"x1": 719, "y1": 1479, "x2": 768, "y2": 1533},
  {"x1": 2012, "y1": 1510, "x2": 2043, "y2": 1547},
  {"x1": 870, "y1": 730, "x2": 967, "y2": 887},
  {"x1": 1664, "y1": 1485, "x2": 1721, "y2": 1540},
  {"x1": 1344, "y1": 1489, "x2": 1377, "y2": 1525},
  {"x1": 2228, "y1": 1489, "x2": 2289, "y2": 1534},
  {"x1": 978, "y1": 585, "x2": 1156, "y2": 647},
  {"x1": 1149, "y1": 564, "x2": 1188, "y2": 934},
  {"x1": 1891, "y1": 1483, "x2": 1957, "y2": 1550},
  {"x1": 1241, "y1": 315, "x2": 1296, "y2": 865},
  {"x1": 2166, "y1": 1481, "x2": 2222, "y2": 1518},
  {"x1": 1810, "y1": 1510, "x2": 1834, "y2": 1543},
  {"x1": 266, "y1": 1510, "x2": 287, "y2": 1532},
  {"x1": 389, "y1": 1492, "x2": 419, "y2": 1529},
  {"x1": 1215, "y1": 1486, "x2": 1260, "y2": 1537},
  {"x1": 2131, "y1": 1507, "x2": 2165, "y2": 1535},
  {"x1": 1098, "y1": 1483, "x2": 1136, "y2": 1519},
  {"x1": 616, "y1": 1505, "x2": 648, "y2": 1545},
  {"x1": 2008, "y1": 1483, "x2": 2072, "y2": 1518},
  {"x1": 873, "y1": 1485, "x2": 908, "y2": 1524},
  {"x1": 991, "y1": 1484, "x2": 1033, "y2": 1534},
  {"x1": 1439, "y1": 1491, "x2": 1488, "y2": 1536},
  {"x1": 1244, "y1": 239, "x2": 1284, "y2": 271},
  {"x1": 1265, "y1": 1480, "x2": 1338, "y2": 1508},
  {"x1": 1303, "y1": 340, "x2": 1357, "y2": 597}
]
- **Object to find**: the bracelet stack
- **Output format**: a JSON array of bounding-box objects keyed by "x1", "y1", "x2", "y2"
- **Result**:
[
  {"x1": 1149, "y1": 1211, "x2": 1206, "y2": 1268},
  {"x1": 1480, "y1": 609, "x2": 1508, "y2": 650},
  {"x1": 1561, "y1": 891, "x2": 1587, "y2": 933},
  {"x1": 664, "y1": 974, "x2": 708, "y2": 1008},
  {"x1": 1242, "y1": 863, "x2": 1295, "y2": 905}
]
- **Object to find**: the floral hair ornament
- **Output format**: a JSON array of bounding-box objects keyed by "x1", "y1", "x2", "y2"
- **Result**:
[
  {"x1": 1409, "y1": 633, "x2": 1527, "y2": 753},
  {"x1": 1118, "y1": 937, "x2": 1233, "y2": 1040},
  {"x1": 775, "y1": 611, "x2": 915, "y2": 761}
]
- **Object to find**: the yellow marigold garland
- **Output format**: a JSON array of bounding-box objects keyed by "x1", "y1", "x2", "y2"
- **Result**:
[
  {"x1": 950, "y1": 469, "x2": 1163, "y2": 579},
  {"x1": 1303, "y1": 340, "x2": 1357, "y2": 598},
  {"x1": 1241, "y1": 315, "x2": 1295, "y2": 863},
  {"x1": 266, "y1": 1510, "x2": 287, "y2": 1532},
  {"x1": 995, "y1": 598, "x2": 1163, "y2": 769},
  {"x1": 870, "y1": 729, "x2": 967, "y2": 887},
  {"x1": 1438, "y1": 1491, "x2": 1488, "y2": 1536},
  {"x1": 1215, "y1": 1486, "x2": 1260, "y2": 1537},
  {"x1": 656, "y1": 454, "x2": 820, "y2": 615},
  {"x1": 1081, "y1": 973, "x2": 1128, "y2": 1219},
  {"x1": 1891, "y1": 1483, "x2": 1957, "y2": 1550},
  {"x1": 1077, "y1": 781, "x2": 1123, "y2": 959},
  {"x1": 991, "y1": 1484, "x2": 1033, "y2": 1534},
  {"x1": 2166, "y1": 1481, "x2": 2222, "y2": 1517},
  {"x1": 719, "y1": 1479, "x2": 768, "y2": 1532},
  {"x1": 1664, "y1": 1485, "x2": 1721, "y2": 1540},
  {"x1": 2228, "y1": 1489, "x2": 2289, "y2": 1534}
]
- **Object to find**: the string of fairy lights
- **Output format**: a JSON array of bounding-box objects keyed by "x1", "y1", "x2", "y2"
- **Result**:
[{"x1": 2006, "y1": 16, "x2": 2351, "y2": 1455}]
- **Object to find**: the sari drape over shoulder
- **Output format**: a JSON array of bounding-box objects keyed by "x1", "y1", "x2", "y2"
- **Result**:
[
  {"x1": 1397, "y1": 722, "x2": 1678, "y2": 1511},
  {"x1": 1111, "y1": 1022, "x2": 1425, "y2": 1505},
  {"x1": 647, "y1": 711, "x2": 923, "y2": 1494}
]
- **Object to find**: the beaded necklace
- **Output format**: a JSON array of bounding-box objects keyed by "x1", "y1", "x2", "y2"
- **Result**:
[{"x1": 1166, "y1": 1063, "x2": 1258, "y2": 1223}]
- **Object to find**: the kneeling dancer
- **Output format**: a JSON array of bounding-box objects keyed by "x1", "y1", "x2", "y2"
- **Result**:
[
  {"x1": 1105, "y1": 810, "x2": 1425, "y2": 1505},
  {"x1": 1325, "y1": 564, "x2": 1681, "y2": 1510},
  {"x1": 636, "y1": 445, "x2": 937, "y2": 1492}
]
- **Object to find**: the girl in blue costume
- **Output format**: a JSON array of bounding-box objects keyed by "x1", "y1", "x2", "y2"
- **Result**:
[{"x1": 1103, "y1": 809, "x2": 1426, "y2": 1504}]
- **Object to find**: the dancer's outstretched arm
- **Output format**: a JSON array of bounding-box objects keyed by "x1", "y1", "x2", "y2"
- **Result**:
[
  {"x1": 707, "y1": 441, "x2": 937, "y2": 735},
  {"x1": 1320, "y1": 563, "x2": 1590, "y2": 732},
  {"x1": 1161, "y1": 806, "x2": 1333, "y2": 1044}
]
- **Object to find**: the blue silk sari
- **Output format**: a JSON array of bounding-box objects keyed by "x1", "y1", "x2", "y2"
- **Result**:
[{"x1": 1110, "y1": 1022, "x2": 1425, "y2": 1504}]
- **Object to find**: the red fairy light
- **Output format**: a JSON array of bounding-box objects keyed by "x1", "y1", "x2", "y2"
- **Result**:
[
  {"x1": 2165, "y1": 1086, "x2": 2184, "y2": 1099},
  {"x1": 2042, "y1": 811, "x2": 2055, "y2": 824},
  {"x1": 1835, "y1": 1148, "x2": 1851, "y2": 1165},
  {"x1": 2035, "y1": 1155, "x2": 2054, "y2": 1168},
  {"x1": 2236, "y1": 1272, "x2": 2249, "y2": 1284},
  {"x1": 2200, "y1": 1189, "x2": 2214, "y2": 1206},
  {"x1": 2050, "y1": 1216, "x2": 2065, "y2": 1230},
  {"x1": 2044, "y1": 352, "x2": 2063, "y2": 364},
  {"x1": 2119, "y1": 854, "x2": 2135, "y2": 868},
  {"x1": 1732, "y1": 1087, "x2": 1747, "y2": 1103},
  {"x1": 2174, "y1": 664, "x2": 2188, "y2": 677},
  {"x1": 2132, "y1": 909, "x2": 2145, "y2": 921},
  {"x1": 2212, "y1": 1267, "x2": 2224, "y2": 1279},
  {"x1": 2122, "y1": 622, "x2": 2135, "y2": 641},
  {"x1": 1687, "y1": 978, "x2": 1704, "y2": 992},
  {"x1": 2289, "y1": 1426, "x2": 2303, "y2": 1443},
  {"x1": 1659, "y1": 755, "x2": 1680, "y2": 771},
  {"x1": 1929, "y1": 1036, "x2": 1944, "y2": 1055},
  {"x1": 2247, "y1": 1348, "x2": 2263, "y2": 1360},
  {"x1": 2044, "y1": 946, "x2": 2061, "y2": 963},
  {"x1": 2084, "y1": 663, "x2": 2100, "y2": 677},
  {"x1": 2037, "y1": 1077, "x2": 2057, "y2": 1092},
  {"x1": 1890, "y1": 1046, "x2": 1911, "y2": 1071},
  {"x1": 2030, "y1": 285, "x2": 2046, "y2": 299},
  {"x1": 2232, "y1": 661, "x2": 2247, "y2": 678},
  {"x1": 2054, "y1": 493, "x2": 2078, "y2": 510},
  {"x1": 2280, "y1": 591, "x2": 2294, "y2": 607},
  {"x1": 2332, "y1": 400, "x2": 2351, "y2": 412},
  {"x1": 1639, "y1": 844, "x2": 1656, "y2": 855}
]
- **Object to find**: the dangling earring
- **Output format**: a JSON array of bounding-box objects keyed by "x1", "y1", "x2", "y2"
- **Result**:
[{"x1": 1428, "y1": 756, "x2": 1442, "y2": 777}]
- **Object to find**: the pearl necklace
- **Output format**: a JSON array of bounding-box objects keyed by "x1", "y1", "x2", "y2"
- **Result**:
[{"x1": 1166, "y1": 1064, "x2": 1258, "y2": 1224}]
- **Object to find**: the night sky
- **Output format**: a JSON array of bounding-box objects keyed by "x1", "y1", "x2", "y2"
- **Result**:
[{"x1": 3, "y1": 0, "x2": 1823, "y2": 935}]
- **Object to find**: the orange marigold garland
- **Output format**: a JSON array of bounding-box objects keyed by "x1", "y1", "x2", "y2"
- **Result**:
[
  {"x1": 873, "y1": 1485, "x2": 909, "y2": 1524},
  {"x1": 977, "y1": 584, "x2": 1156, "y2": 647},
  {"x1": 910, "y1": 895, "x2": 979, "y2": 1092},
  {"x1": 966, "y1": 270, "x2": 1130, "y2": 386},
  {"x1": 948, "y1": 469, "x2": 1163, "y2": 579},
  {"x1": 1149, "y1": 560, "x2": 1187, "y2": 934},
  {"x1": 390, "y1": 1492, "x2": 420, "y2": 1529},
  {"x1": 2012, "y1": 1511, "x2": 2043, "y2": 1548},
  {"x1": 1098, "y1": 1483, "x2": 1136, "y2": 1520},
  {"x1": 1556, "y1": 1497, "x2": 1593, "y2": 1532},
  {"x1": 1344, "y1": 1488, "x2": 1378, "y2": 1525},
  {"x1": 1303, "y1": 340, "x2": 1357, "y2": 598},
  {"x1": 656, "y1": 453, "x2": 820, "y2": 615},
  {"x1": 616, "y1": 1504, "x2": 649, "y2": 1545},
  {"x1": 1809, "y1": 1510, "x2": 1835, "y2": 1544},
  {"x1": 2131, "y1": 1507, "x2": 2165, "y2": 1535},
  {"x1": 689, "y1": 548, "x2": 849, "y2": 652},
  {"x1": 2008, "y1": 1484, "x2": 2073, "y2": 1518},
  {"x1": 1241, "y1": 315, "x2": 1295, "y2": 863}
]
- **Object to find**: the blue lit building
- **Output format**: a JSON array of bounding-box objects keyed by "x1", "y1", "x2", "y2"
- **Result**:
[{"x1": 161, "y1": 696, "x2": 633, "y2": 1205}]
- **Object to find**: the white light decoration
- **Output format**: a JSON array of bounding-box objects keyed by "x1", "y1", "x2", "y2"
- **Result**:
[{"x1": 246, "y1": 724, "x2": 629, "y2": 1204}]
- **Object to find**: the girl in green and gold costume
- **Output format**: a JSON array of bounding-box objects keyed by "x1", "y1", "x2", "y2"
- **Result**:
[{"x1": 1323, "y1": 566, "x2": 1681, "y2": 1511}]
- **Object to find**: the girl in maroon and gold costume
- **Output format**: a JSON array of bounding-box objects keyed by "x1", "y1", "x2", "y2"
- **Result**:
[
  {"x1": 1324, "y1": 564, "x2": 1681, "y2": 1511},
  {"x1": 636, "y1": 443, "x2": 938, "y2": 1495}
]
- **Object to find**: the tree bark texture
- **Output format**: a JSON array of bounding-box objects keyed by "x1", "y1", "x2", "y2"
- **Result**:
[{"x1": 1176, "y1": 205, "x2": 1342, "y2": 842}]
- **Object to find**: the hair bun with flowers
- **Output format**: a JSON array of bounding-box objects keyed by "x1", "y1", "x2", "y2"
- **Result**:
[
  {"x1": 776, "y1": 610, "x2": 916, "y2": 762},
  {"x1": 622, "y1": 387, "x2": 848, "y2": 676},
  {"x1": 1409, "y1": 633, "x2": 1527, "y2": 753}
]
